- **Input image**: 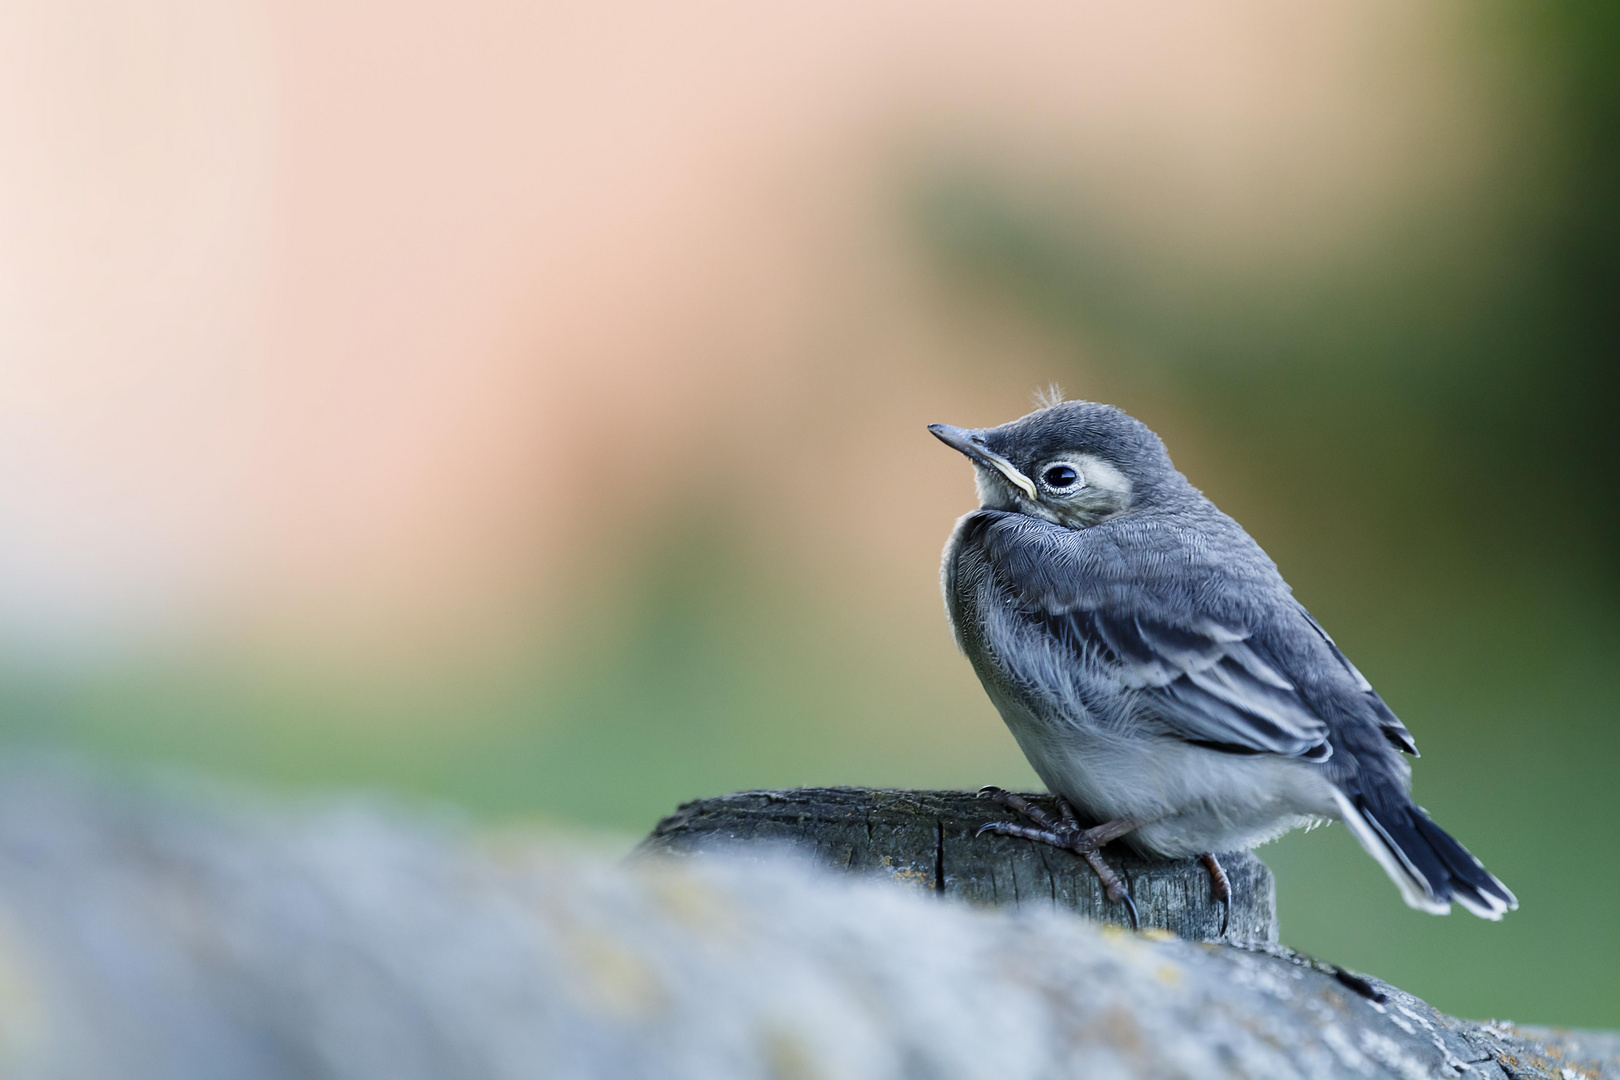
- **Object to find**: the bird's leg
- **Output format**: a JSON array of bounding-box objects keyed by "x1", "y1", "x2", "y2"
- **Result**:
[
  {"x1": 976, "y1": 787, "x2": 1142, "y2": 929},
  {"x1": 1200, "y1": 852, "x2": 1231, "y2": 938},
  {"x1": 1051, "y1": 795, "x2": 1140, "y2": 913},
  {"x1": 976, "y1": 788, "x2": 1141, "y2": 853},
  {"x1": 1056, "y1": 794, "x2": 1084, "y2": 832},
  {"x1": 1199, "y1": 853, "x2": 1230, "y2": 903},
  {"x1": 976, "y1": 788, "x2": 1065, "y2": 837}
]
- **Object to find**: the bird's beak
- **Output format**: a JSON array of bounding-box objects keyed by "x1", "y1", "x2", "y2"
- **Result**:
[{"x1": 928, "y1": 423, "x2": 1038, "y2": 500}]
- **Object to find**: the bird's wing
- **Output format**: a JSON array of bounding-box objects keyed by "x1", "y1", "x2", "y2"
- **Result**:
[
  {"x1": 1292, "y1": 603, "x2": 1417, "y2": 756},
  {"x1": 966, "y1": 510, "x2": 1333, "y2": 760},
  {"x1": 1031, "y1": 606, "x2": 1333, "y2": 760}
]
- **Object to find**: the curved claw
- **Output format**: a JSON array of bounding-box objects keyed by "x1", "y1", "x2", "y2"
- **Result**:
[
  {"x1": 1199, "y1": 852, "x2": 1231, "y2": 938},
  {"x1": 971, "y1": 787, "x2": 1144, "y2": 934}
]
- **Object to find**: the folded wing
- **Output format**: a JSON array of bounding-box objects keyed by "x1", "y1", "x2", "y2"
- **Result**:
[
  {"x1": 1031, "y1": 607, "x2": 1333, "y2": 761},
  {"x1": 1291, "y1": 602, "x2": 1418, "y2": 756}
]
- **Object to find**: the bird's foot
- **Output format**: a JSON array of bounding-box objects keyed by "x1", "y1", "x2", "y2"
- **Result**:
[
  {"x1": 975, "y1": 787, "x2": 1140, "y2": 929},
  {"x1": 1200, "y1": 852, "x2": 1231, "y2": 938}
]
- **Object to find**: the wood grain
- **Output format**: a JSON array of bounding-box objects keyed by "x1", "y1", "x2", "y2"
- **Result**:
[{"x1": 638, "y1": 786, "x2": 1278, "y2": 943}]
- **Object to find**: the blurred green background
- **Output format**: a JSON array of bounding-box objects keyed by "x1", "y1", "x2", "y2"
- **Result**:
[{"x1": 1, "y1": 0, "x2": 1615, "y2": 1029}]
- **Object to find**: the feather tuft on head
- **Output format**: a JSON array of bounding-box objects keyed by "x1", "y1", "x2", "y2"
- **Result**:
[{"x1": 1033, "y1": 383, "x2": 1066, "y2": 409}]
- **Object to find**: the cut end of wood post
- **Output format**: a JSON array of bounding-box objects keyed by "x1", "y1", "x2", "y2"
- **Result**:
[{"x1": 637, "y1": 787, "x2": 1278, "y2": 944}]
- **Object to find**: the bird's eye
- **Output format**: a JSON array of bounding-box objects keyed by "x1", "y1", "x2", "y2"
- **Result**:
[{"x1": 1043, "y1": 465, "x2": 1080, "y2": 488}]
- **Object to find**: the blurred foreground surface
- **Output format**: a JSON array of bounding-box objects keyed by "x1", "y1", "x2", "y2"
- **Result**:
[{"x1": 0, "y1": 767, "x2": 1613, "y2": 1080}]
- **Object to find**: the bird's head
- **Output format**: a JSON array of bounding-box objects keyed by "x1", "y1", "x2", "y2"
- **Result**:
[{"x1": 929, "y1": 400, "x2": 1178, "y2": 527}]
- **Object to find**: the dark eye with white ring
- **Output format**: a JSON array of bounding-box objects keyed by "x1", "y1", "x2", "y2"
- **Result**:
[{"x1": 1043, "y1": 465, "x2": 1080, "y2": 488}]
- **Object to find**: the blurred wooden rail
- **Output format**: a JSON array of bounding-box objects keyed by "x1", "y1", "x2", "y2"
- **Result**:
[{"x1": 0, "y1": 768, "x2": 1612, "y2": 1079}]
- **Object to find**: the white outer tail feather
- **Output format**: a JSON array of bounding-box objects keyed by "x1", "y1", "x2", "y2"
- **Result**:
[
  {"x1": 1329, "y1": 789, "x2": 1512, "y2": 920},
  {"x1": 1455, "y1": 889, "x2": 1512, "y2": 919},
  {"x1": 1331, "y1": 788, "x2": 1452, "y2": 915}
]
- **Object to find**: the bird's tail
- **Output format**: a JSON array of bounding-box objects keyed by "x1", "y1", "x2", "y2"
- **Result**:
[{"x1": 1330, "y1": 787, "x2": 1517, "y2": 919}]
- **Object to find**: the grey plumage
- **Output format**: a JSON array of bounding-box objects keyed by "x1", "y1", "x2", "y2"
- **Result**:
[{"x1": 931, "y1": 400, "x2": 1515, "y2": 919}]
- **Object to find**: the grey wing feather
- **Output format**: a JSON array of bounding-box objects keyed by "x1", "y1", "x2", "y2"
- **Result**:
[
  {"x1": 962, "y1": 509, "x2": 1415, "y2": 763},
  {"x1": 963, "y1": 509, "x2": 1338, "y2": 761},
  {"x1": 1292, "y1": 603, "x2": 1418, "y2": 756},
  {"x1": 1034, "y1": 608, "x2": 1332, "y2": 761}
]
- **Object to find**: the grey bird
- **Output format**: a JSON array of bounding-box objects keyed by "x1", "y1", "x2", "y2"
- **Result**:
[{"x1": 930, "y1": 398, "x2": 1516, "y2": 922}]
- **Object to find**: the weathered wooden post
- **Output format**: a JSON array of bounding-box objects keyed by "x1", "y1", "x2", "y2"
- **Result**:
[{"x1": 638, "y1": 786, "x2": 1276, "y2": 942}]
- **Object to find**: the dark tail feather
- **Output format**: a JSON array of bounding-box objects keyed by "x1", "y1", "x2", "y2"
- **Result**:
[
  {"x1": 1408, "y1": 811, "x2": 1518, "y2": 918},
  {"x1": 1330, "y1": 788, "x2": 1517, "y2": 919}
]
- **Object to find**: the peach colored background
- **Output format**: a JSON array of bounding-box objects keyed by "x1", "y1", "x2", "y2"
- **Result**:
[{"x1": 0, "y1": 0, "x2": 1500, "y2": 666}]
